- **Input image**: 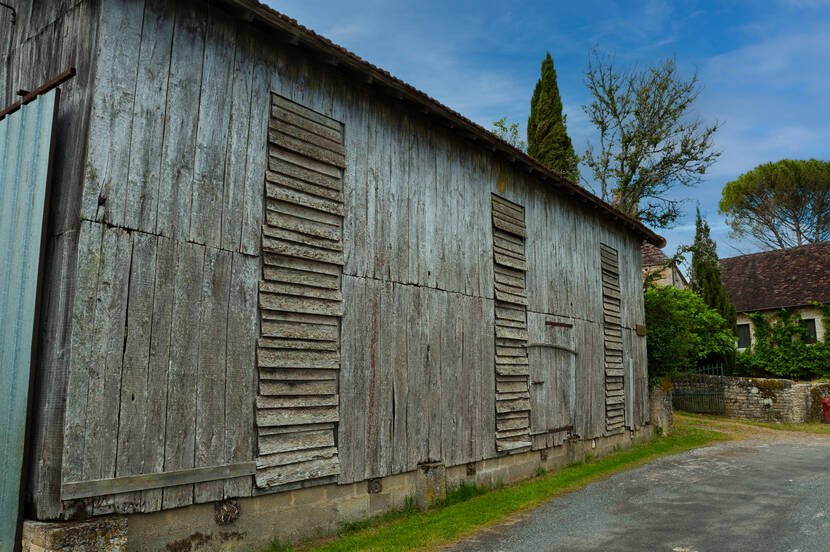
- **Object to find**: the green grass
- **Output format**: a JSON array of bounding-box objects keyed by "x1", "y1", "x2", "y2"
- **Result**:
[
  {"x1": 289, "y1": 425, "x2": 728, "y2": 552},
  {"x1": 677, "y1": 411, "x2": 830, "y2": 436}
]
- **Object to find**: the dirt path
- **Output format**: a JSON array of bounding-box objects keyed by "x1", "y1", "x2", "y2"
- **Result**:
[{"x1": 675, "y1": 413, "x2": 830, "y2": 442}]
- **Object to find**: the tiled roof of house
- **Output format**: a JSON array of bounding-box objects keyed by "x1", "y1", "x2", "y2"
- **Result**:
[
  {"x1": 720, "y1": 242, "x2": 830, "y2": 312},
  {"x1": 641, "y1": 242, "x2": 668, "y2": 266},
  {"x1": 227, "y1": 0, "x2": 665, "y2": 248}
]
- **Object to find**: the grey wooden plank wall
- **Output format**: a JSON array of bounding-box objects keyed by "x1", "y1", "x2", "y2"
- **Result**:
[
  {"x1": 60, "y1": 222, "x2": 257, "y2": 515},
  {"x1": 0, "y1": 0, "x2": 102, "y2": 520},
  {"x1": 17, "y1": 0, "x2": 650, "y2": 519}
]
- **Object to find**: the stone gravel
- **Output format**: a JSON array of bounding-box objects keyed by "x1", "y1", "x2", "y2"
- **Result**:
[{"x1": 445, "y1": 429, "x2": 830, "y2": 552}]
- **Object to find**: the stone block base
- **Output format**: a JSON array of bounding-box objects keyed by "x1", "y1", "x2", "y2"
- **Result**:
[
  {"x1": 22, "y1": 517, "x2": 126, "y2": 551},
  {"x1": 23, "y1": 426, "x2": 655, "y2": 551}
]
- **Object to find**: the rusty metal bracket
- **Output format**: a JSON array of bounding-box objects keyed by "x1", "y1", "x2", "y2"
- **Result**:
[{"x1": 0, "y1": 67, "x2": 76, "y2": 121}]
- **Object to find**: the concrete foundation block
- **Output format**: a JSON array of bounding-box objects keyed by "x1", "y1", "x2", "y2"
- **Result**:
[
  {"x1": 22, "y1": 517, "x2": 127, "y2": 551},
  {"x1": 415, "y1": 462, "x2": 446, "y2": 509}
]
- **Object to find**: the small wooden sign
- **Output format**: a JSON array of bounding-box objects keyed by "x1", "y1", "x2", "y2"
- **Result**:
[{"x1": 636, "y1": 324, "x2": 647, "y2": 336}]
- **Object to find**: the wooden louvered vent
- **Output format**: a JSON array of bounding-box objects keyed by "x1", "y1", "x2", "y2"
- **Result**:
[
  {"x1": 600, "y1": 243, "x2": 625, "y2": 433},
  {"x1": 491, "y1": 194, "x2": 532, "y2": 453},
  {"x1": 255, "y1": 94, "x2": 345, "y2": 489}
]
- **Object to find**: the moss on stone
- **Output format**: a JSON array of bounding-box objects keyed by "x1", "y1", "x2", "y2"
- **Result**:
[{"x1": 749, "y1": 378, "x2": 787, "y2": 401}]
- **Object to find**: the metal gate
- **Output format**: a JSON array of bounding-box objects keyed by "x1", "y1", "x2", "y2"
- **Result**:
[
  {"x1": 672, "y1": 364, "x2": 725, "y2": 414},
  {"x1": 0, "y1": 71, "x2": 67, "y2": 551}
]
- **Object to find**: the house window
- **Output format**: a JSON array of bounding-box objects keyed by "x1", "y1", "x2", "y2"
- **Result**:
[
  {"x1": 801, "y1": 319, "x2": 817, "y2": 344},
  {"x1": 736, "y1": 324, "x2": 751, "y2": 349}
]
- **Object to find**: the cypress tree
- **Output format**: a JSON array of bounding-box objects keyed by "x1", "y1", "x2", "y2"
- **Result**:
[
  {"x1": 527, "y1": 52, "x2": 580, "y2": 181},
  {"x1": 689, "y1": 209, "x2": 738, "y2": 371}
]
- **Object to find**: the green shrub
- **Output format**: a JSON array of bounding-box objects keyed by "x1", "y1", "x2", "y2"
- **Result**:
[{"x1": 644, "y1": 286, "x2": 736, "y2": 382}]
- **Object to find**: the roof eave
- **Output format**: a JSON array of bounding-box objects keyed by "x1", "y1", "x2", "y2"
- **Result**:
[{"x1": 225, "y1": 0, "x2": 667, "y2": 248}]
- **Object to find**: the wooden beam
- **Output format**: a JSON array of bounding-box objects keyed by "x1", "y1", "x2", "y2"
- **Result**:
[{"x1": 60, "y1": 462, "x2": 256, "y2": 500}]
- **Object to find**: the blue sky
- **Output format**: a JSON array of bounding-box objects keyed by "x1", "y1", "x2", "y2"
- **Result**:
[{"x1": 267, "y1": 0, "x2": 830, "y2": 263}]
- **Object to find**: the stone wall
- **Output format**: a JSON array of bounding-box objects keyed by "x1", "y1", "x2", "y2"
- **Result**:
[{"x1": 673, "y1": 375, "x2": 830, "y2": 423}]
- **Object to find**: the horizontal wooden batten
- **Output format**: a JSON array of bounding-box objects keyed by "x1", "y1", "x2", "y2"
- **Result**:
[
  {"x1": 257, "y1": 94, "x2": 345, "y2": 489},
  {"x1": 270, "y1": 131, "x2": 346, "y2": 168},
  {"x1": 60, "y1": 462, "x2": 256, "y2": 501},
  {"x1": 269, "y1": 119, "x2": 345, "y2": 155},
  {"x1": 491, "y1": 195, "x2": 532, "y2": 453},
  {"x1": 266, "y1": 170, "x2": 343, "y2": 202},
  {"x1": 271, "y1": 94, "x2": 342, "y2": 132},
  {"x1": 600, "y1": 242, "x2": 625, "y2": 434}
]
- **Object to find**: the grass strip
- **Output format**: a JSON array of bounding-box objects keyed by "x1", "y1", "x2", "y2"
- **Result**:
[
  {"x1": 676, "y1": 412, "x2": 830, "y2": 436},
  {"x1": 272, "y1": 424, "x2": 728, "y2": 552}
]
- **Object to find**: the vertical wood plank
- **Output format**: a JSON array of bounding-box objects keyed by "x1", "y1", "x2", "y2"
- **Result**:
[
  {"x1": 390, "y1": 282, "x2": 409, "y2": 474},
  {"x1": 220, "y1": 33, "x2": 254, "y2": 252},
  {"x1": 189, "y1": 14, "x2": 236, "y2": 247},
  {"x1": 240, "y1": 54, "x2": 269, "y2": 255},
  {"x1": 155, "y1": 2, "x2": 205, "y2": 240},
  {"x1": 61, "y1": 222, "x2": 103, "y2": 490},
  {"x1": 124, "y1": 0, "x2": 175, "y2": 232},
  {"x1": 194, "y1": 247, "x2": 232, "y2": 502},
  {"x1": 342, "y1": 85, "x2": 369, "y2": 277},
  {"x1": 80, "y1": 0, "x2": 145, "y2": 226},
  {"x1": 86, "y1": 227, "x2": 132, "y2": 515},
  {"x1": 224, "y1": 253, "x2": 258, "y2": 497},
  {"x1": 162, "y1": 241, "x2": 205, "y2": 509},
  {"x1": 140, "y1": 235, "x2": 176, "y2": 511},
  {"x1": 115, "y1": 232, "x2": 158, "y2": 513}
]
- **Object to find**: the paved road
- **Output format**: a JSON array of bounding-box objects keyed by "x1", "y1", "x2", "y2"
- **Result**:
[{"x1": 445, "y1": 437, "x2": 830, "y2": 552}]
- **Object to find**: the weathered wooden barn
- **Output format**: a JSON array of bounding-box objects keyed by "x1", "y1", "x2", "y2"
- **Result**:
[{"x1": 1, "y1": 0, "x2": 664, "y2": 548}]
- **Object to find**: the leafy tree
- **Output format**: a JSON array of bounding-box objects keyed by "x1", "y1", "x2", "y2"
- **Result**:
[
  {"x1": 491, "y1": 116, "x2": 527, "y2": 152},
  {"x1": 582, "y1": 51, "x2": 720, "y2": 229},
  {"x1": 527, "y1": 52, "x2": 579, "y2": 181},
  {"x1": 688, "y1": 209, "x2": 737, "y2": 370},
  {"x1": 644, "y1": 286, "x2": 736, "y2": 382},
  {"x1": 736, "y1": 305, "x2": 830, "y2": 380},
  {"x1": 719, "y1": 159, "x2": 830, "y2": 250}
]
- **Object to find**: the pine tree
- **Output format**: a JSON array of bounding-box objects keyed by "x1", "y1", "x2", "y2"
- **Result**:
[
  {"x1": 689, "y1": 209, "x2": 737, "y2": 371},
  {"x1": 527, "y1": 52, "x2": 579, "y2": 182}
]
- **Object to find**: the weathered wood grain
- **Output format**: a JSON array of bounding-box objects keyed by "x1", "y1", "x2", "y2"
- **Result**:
[
  {"x1": 219, "y1": 32, "x2": 254, "y2": 252},
  {"x1": 155, "y1": 2, "x2": 205, "y2": 240},
  {"x1": 86, "y1": 227, "x2": 132, "y2": 515},
  {"x1": 124, "y1": 0, "x2": 174, "y2": 232},
  {"x1": 189, "y1": 14, "x2": 237, "y2": 247},
  {"x1": 80, "y1": 0, "x2": 144, "y2": 226},
  {"x1": 259, "y1": 430, "x2": 335, "y2": 455},
  {"x1": 240, "y1": 53, "x2": 269, "y2": 255},
  {"x1": 162, "y1": 241, "x2": 204, "y2": 509},
  {"x1": 194, "y1": 247, "x2": 232, "y2": 502},
  {"x1": 224, "y1": 253, "x2": 258, "y2": 497},
  {"x1": 141, "y1": 235, "x2": 176, "y2": 511},
  {"x1": 115, "y1": 232, "x2": 157, "y2": 512}
]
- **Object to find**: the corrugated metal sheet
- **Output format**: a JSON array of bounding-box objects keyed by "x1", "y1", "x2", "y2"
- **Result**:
[{"x1": 0, "y1": 89, "x2": 58, "y2": 550}]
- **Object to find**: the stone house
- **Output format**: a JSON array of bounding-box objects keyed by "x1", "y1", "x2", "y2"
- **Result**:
[
  {"x1": 720, "y1": 243, "x2": 830, "y2": 350},
  {"x1": 641, "y1": 242, "x2": 687, "y2": 289}
]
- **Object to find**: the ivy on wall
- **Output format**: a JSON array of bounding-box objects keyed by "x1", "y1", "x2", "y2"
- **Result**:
[{"x1": 736, "y1": 303, "x2": 830, "y2": 380}]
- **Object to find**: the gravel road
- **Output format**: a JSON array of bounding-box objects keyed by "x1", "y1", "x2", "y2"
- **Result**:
[{"x1": 445, "y1": 427, "x2": 830, "y2": 552}]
